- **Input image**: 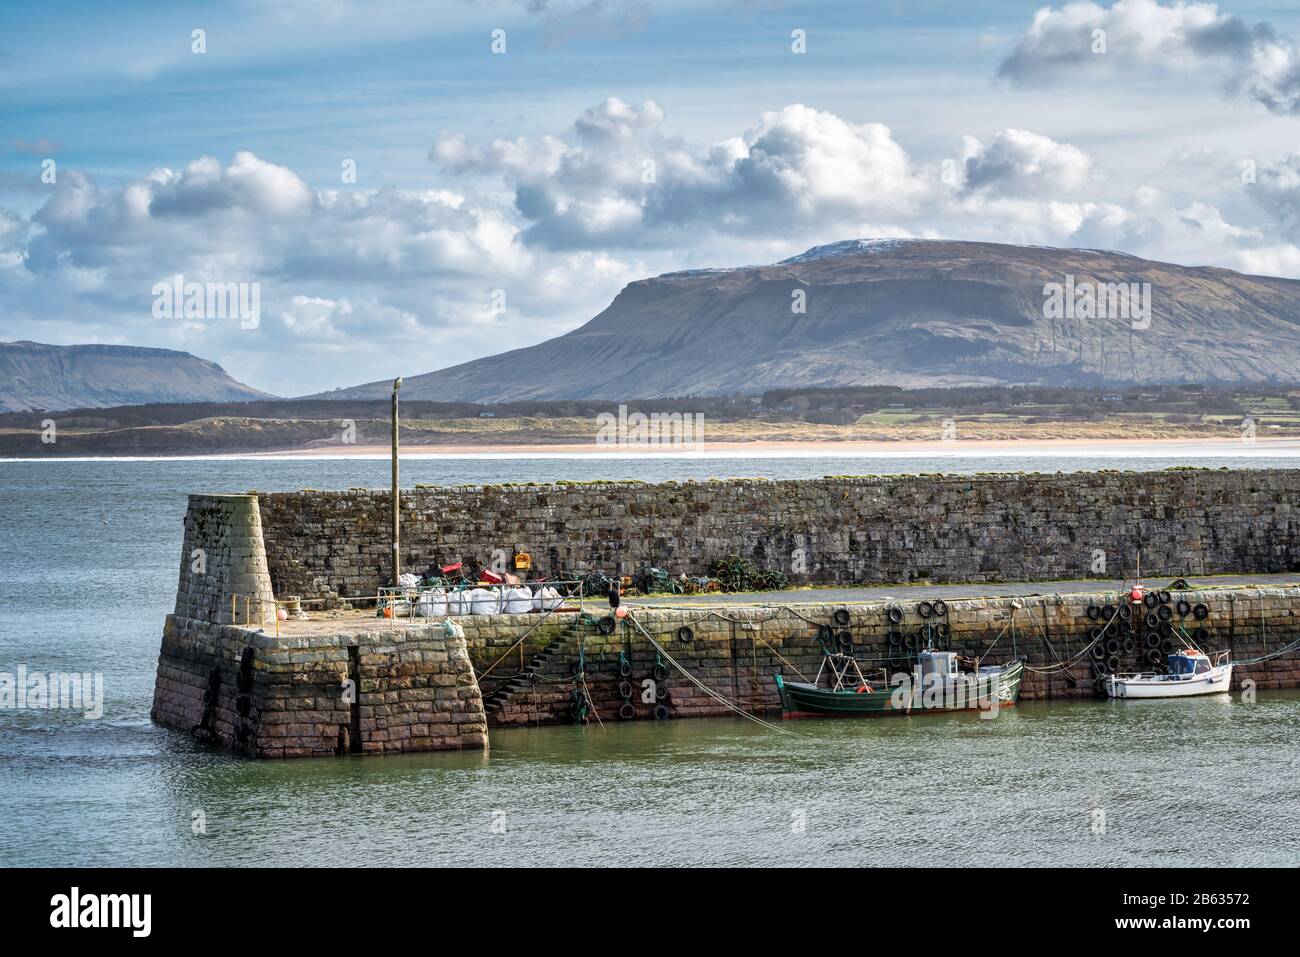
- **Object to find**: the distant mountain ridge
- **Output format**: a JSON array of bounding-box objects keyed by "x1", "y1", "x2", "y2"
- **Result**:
[
  {"x1": 0, "y1": 341, "x2": 271, "y2": 412},
  {"x1": 317, "y1": 239, "x2": 1300, "y2": 401}
]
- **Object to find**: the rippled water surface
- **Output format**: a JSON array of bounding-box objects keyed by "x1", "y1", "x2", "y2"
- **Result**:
[{"x1": 2, "y1": 456, "x2": 1298, "y2": 866}]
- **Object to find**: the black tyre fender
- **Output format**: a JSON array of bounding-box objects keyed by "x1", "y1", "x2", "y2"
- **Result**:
[
  {"x1": 833, "y1": 608, "x2": 851, "y2": 626},
  {"x1": 836, "y1": 630, "x2": 853, "y2": 652},
  {"x1": 1105, "y1": 637, "x2": 1121, "y2": 656},
  {"x1": 1086, "y1": 604, "x2": 1101, "y2": 621},
  {"x1": 1193, "y1": 603, "x2": 1210, "y2": 620},
  {"x1": 1176, "y1": 599, "x2": 1192, "y2": 617},
  {"x1": 887, "y1": 606, "x2": 904, "y2": 624},
  {"x1": 618, "y1": 659, "x2": 633, "y2": 678},
  {"x1": 1194, "y1": 626, "x2": 1210, "y2": 643},
  {"x1": 618, "y1": 681, "x2": 633, "y2": 699},
  {"x1": 932, "y1": 600, "x2": 948, "y2": 617},
  {"x1": 917, "y1": 601, "x2": 933, "y2": 619},
  {"x1": 1144, "y1": 593, "x2": 1159, "y2": 609},
  {"x1": 651, "y1": 663, "x2": 668, "y2": 683},
  {"x1": 652, "y1": 704, "x2": 670, "y2": 720},
  {"x1": 1157, "y1": 604, "x2": 1173, "y2": 622},
  {"x1": 618, "y1": 702, "x2": 636, "y2": 720},
  {"x1": 676, "y1": 626, "x2": 694, "y2": 643},
  {"x1": 597, "y1": 615, "x2": 616, "y2": 635}
]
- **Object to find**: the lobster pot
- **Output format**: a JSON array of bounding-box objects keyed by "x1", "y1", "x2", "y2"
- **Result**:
[
  {"x1": 417, "y1": 588, "x2": 447, "y2": 618},
  {"x1": 505, "y1": 586, "x2": 533, "y2": 615}
]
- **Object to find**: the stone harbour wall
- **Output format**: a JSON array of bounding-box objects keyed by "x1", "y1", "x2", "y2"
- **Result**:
[
  {"x1": 460, "y1": 587, "x2": 1300, "y2": 726},
  {"x1": 174, "y1": 494, "x2": 276, "y2": 625},
  {"x1": 151, "y1": 615, "x2": 489, "y2": 758},
  {"x1": 254, "y1": 469, "x2": 1300, "y2": 603}
]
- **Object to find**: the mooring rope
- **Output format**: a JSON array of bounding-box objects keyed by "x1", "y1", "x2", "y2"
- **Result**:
[
  {"x1": 624, "y1": 611, "x2": 802, "y2": 736},
  {"x1": 1023, "y1": 596, "x2": 1123, "y2": 675}
]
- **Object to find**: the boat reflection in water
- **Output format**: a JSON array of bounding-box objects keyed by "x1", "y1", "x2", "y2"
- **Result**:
[{"x1": 775, "y1": 649, "x2": 1025, "y2": 718}]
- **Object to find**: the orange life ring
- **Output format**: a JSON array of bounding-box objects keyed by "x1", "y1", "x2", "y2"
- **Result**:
[{"x1": 855, "y1": 684, "x2": 873, "y2": 694}]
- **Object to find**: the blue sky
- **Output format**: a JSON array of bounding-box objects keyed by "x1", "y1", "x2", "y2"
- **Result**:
[{"x1": 4, "y1": 0, "x2": 1300, "y2": 395}]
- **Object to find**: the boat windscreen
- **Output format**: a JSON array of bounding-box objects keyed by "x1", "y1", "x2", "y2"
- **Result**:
[{"x1": 1167, "y1": 655, "x2": 1196, "y2": 675}]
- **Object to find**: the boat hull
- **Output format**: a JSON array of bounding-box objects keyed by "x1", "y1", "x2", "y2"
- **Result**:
[
  {"x1": 775, "y1": 660, "x2": 1024, "y2": 718},
  {"x1": 1105, "y1": 663, "x2": 1233, "y2": 699}
]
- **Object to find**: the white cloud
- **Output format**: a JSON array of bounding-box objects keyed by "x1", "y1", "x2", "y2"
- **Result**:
[
  {"x1": 962, "y1": 129, "x2": 1093, "y2": 195},
  {"x1": 998, "y1": 0, "x2": 1300, "y2": 116},
  {"x1": 433, "y1": 99, "x2": 931, "y2": 249},
  {"x1": 1, "y1": 151, "x2": 645, "y2": 395},
  {"x1": 7, "y1": 98, "x2": 1300, "y2": 396}
]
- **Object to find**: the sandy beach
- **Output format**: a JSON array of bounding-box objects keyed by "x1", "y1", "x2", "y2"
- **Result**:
[{"x1": 252, "y1": 435, "x2": 1300, "y2": 459}]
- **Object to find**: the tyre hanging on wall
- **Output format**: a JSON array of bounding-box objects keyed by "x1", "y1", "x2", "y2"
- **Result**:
[
  {"x1": 597, "y1": 615, "x2": 616, "y2": 635},
  {"x1": 677, "y1": 626, "x2": 694, "y2": 643},
  {"x1": 618, "y1": 702, "x2": 636, "y2": 720},
  {"x1": 833, "y1": 608, "x2": 851, "y2": 626}
]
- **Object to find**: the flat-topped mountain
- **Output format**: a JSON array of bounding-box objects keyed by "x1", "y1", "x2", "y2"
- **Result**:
[
  {"x1": 0, "y1": 341, "x2": 271, "y2": 412},
  {"x1": 320, "y1": 239, "x2": 1300, "y2": 401}
]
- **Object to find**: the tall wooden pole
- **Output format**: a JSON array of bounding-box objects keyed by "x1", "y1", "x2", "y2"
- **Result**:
[{"x1": 391, "y1": 377, "x2": 402, "y2": 586}]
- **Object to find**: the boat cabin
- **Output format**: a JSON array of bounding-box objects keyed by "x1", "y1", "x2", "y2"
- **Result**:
[
  {"x1": 1168, "y1": 650, "x2": 1211, "y2": 677},
  {"x1": 919, "y1": 650, "x2": 959, "y2": 678}
]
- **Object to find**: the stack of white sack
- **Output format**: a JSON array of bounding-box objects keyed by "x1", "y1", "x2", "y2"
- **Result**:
[
  {"x1": 532, "y1": 586, "x2": 563, "y2": 611},
  {"x1": 417, "y1": 588, "x2": 447, "y2": 618},
  {"x1": 468, "y1": 587, "x2": 502, "y2": 615},
  {"x1": 504, "y1": 586, "x2": 533, "y2": 614}
]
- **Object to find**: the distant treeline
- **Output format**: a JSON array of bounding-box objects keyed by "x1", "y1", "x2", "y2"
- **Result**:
[{"x1": 1, "y1": 383, "x2": 1295, "y2": 429}]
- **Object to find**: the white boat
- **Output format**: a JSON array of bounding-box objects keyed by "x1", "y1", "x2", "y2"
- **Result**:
[{"x1": 1105, "y1": 649, "x2": 1233, "y2": 699}]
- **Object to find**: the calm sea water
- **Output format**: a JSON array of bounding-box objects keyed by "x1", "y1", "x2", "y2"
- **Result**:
[{"x1": 2, "y1": 454, "x2": 1299, "y2": 867}]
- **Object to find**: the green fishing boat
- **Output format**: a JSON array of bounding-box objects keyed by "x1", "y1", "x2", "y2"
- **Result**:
[{"x1": 774, "y1": 650, "x2": 1025, "y2": 718}]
